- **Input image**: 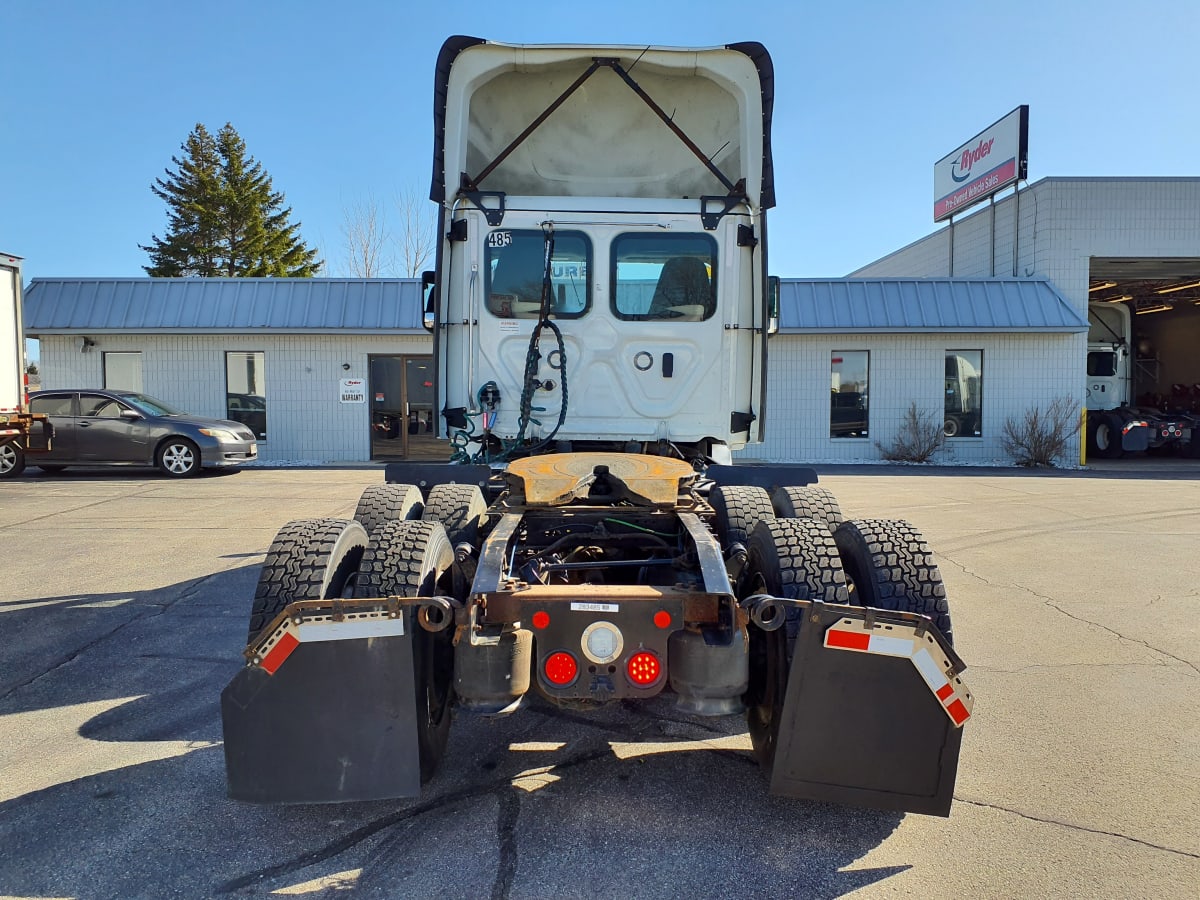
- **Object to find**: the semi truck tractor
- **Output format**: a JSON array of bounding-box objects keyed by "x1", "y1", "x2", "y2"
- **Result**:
[
  {"x1": 222, "y1": 37, "x2": 972, "y2": 816},
  {"x1": 1, "y1": 253, "x2": 51, "y2": 478},
  {"x1": 1086, "y1": 302, "x2": 1198, "y2": 458}
]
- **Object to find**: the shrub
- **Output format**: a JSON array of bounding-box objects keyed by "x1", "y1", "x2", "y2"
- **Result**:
[
  {"x1": 877, "y1": 402, "x2": 948, "y2": 463},
  {"x1": 1001, "y1": 396, "x2": 1082, "y2": 467}
]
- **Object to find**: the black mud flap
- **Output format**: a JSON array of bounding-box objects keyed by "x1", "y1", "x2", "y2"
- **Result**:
[
  {"x1": 221, "y1": 631, "x2": 421, "y2": 804},
  {"x1": 769, "y1": 604, "x2": 970, "y2": 817}
]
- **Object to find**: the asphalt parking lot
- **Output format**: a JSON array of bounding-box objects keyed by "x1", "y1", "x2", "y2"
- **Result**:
[{"x1": 0, "y1": 464, "x2": 1197, "y2": 899}]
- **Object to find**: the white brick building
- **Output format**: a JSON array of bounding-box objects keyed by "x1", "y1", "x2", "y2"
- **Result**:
[
  {"x1": 853, "y1": 177, "x2": 1200, "y2": 462},
  {"x1": 24, "y1": 273, "x2": 1090, "y2": 466}
]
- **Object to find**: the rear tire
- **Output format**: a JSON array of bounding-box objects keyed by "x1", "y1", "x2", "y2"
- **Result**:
[
  {"x1": 0, "y1": 441, "x2": 25, "y2": 478},
  {"x1": 1092, "y1": 416, "x2": 1123, "y2": 459},
  {"x1": 421, "y1": 483, "x2": 487, "y2": 547},
  {"x1": 770, "y1": 485, "x2": 844, "y2": 533},
  {"x1": 354, "y1": 483, "x2": 424, "y2": 536},
  {"x1": 742, "y1": 518, "x2": 848, "y2": 776},
  {"x1": 710, "y1": 484, "x2": 774, "y2": 547},
  {"x1": 357, "y1": 519, "x2": 455, "y2": 783},
  {"x1": 246, "y1": 518, "x2": 369, "y2": 643},
  {"x1": 833, "y1": 519, "x2": 953, "y2": 643}
]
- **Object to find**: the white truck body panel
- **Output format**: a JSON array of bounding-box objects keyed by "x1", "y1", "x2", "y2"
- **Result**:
[
  {"x1": 434, "y1": 41, "x2": 769, "y2": 451},
  {"x1": 440, "y1": 42, "x2": 767, "y2": 205},
  {"x1": 1086, "y1": 302, "x2": 1132, "y2": 411},
  {"x1": 1, "y1": 253, "x2": 25, "y2": 415}
]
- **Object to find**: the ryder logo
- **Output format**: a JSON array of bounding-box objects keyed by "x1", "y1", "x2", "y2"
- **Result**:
[{"x1": 951, "y1": 138, "x2": 995, "y2": 183}]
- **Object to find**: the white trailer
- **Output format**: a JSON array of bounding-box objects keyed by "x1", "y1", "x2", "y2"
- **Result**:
[{"x1": 0, "y1": 253, "x2": 50, "y2": 478}]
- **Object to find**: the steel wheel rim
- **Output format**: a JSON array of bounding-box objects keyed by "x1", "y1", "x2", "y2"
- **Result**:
[{"x1": 0, "y1": 444, "x2": 15, "y2": 472}]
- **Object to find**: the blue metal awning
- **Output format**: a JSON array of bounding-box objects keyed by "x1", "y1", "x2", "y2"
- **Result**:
[
  {"x1": 779, "y1": 278, "x2": 1088, "y2": 333},
  {"x1": 23, "y1": 278, "x2": 426, "y2": 334}
]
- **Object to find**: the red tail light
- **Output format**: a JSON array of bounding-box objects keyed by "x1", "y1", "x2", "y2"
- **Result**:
[
  {"x1": 543, "y1": 651, "x2": 578, "y2": 686},
  {"x1": 626, "y1": 651, "x2": 661, "y2": 686},
  {"x1": 531, "y1": 611, "x2": 550, "y2": 630}
]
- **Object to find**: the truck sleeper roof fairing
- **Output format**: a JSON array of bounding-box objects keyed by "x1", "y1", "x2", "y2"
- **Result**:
[{"x1": 431, "y1": 36, "x2": 775, "y2": 209}]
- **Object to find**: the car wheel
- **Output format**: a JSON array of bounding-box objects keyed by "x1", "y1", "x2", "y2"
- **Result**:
[
  {"x1": 0, "y1": 441, "x2": 25, "y2": 478},
  {"x1": 157, "y1": 438, "x2": 201, "y2": 477}
]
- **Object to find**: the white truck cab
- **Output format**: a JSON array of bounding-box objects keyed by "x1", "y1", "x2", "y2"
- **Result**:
[{"x1": 428, "y1": 39, "x2": 775, "y2": 464}]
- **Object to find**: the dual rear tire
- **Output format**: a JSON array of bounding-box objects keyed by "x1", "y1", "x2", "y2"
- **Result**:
[
  {"x1": 737, "y1": 485, "x2": 951, "y2": 775},
  {"x1": 246, "y1": 512, "x2": 456, "y2": 783}
]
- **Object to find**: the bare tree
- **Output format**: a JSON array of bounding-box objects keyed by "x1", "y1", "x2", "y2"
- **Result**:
[
  {"x1": 395, "y1": 186, "x2": 437, "y2": 276},
  {"x1": 341, "y1": 196, "x2": 392, "y2": 277}
]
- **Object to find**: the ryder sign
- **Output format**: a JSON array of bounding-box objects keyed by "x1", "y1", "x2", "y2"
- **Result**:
[{"x1": 934, "y1": 106, "x2": 1028, "y2": 222}]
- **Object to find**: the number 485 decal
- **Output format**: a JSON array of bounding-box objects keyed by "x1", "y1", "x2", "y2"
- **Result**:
[{"x1": 487, "y1": 231, "x2": 513, "y2": 248}]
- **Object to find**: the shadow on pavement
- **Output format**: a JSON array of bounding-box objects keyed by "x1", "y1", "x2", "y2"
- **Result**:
[{"x1": 0, "y1": 567, "x2": 911, "y2": 899}]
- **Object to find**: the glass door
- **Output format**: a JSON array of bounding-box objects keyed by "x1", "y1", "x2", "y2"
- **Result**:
[{"x1": 369, "y1": 355, "x2": 443, "y2": 461}]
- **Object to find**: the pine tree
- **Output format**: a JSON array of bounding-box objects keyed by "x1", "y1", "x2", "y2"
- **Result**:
[{"x1": 141, "y1": 123, "x2": 321, "y2": 277}]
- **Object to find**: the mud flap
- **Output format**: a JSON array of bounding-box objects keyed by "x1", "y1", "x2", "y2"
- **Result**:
[
  {"x1": 221, "y1": 625, "x2": 421, "y2": 804},
  {"x1": 769, "y1": 603, "x2": 970, "y2": 816}
]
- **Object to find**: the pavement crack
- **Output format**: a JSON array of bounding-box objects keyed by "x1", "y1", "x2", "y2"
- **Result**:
[
  {"x1": 216, "y1": 745, "x2": 615, "y2": 894},
  {"x1": 490, "y1": 788, "x2": 521, "y2": 900},
  {"x1": 1028, "y1": 591, "x2": 1200, "y2": 677},
  {"x1": 955, "y1": 797, "x2": 1200, "y2": 859},
  {"x1": 935, "y1": 553, "x2": 993, "y2": 586}
]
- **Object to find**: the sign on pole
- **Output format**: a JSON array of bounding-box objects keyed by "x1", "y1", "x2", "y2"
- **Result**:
[{"x1": 934, "y1": 106, "x2": 1028, "y2": 222}]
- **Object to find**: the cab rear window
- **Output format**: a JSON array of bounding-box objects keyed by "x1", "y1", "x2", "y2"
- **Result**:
[{"x1": 485, "y1": 230, "x2": 590, "y2": 319}]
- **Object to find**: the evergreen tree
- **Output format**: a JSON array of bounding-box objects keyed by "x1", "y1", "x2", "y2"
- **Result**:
[{"x1": 141, "y1": 123, "x2": 321, "y2": 277}]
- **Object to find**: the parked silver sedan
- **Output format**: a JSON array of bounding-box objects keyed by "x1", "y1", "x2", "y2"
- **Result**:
[{"x1": 1, "y1": 390, "x2": 257, "y2": 478}]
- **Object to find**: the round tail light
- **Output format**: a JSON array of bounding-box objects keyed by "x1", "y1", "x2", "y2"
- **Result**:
[
  {"x1": 543, "y1": 651, "x2": 578, "y2": 686},
  {"x1": 626, "y1": 651, "x2": 661, "y2": 686}
]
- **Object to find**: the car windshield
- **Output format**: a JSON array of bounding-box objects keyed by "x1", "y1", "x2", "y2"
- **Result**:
[{"x1": 120, "y1": 393, "x2": 185, "y2": 417}]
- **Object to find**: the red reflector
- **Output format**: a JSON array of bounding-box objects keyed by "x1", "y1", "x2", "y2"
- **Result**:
[
  {"x1": 946, "y1": 698, "x2": 970, "y2": 725},
  {"x1": 543, "y1": 651, "x2": 578, "y2": 686},
  {"x1": 531, "y1": 611, "x2": 550, "y2": 630},
  {"x1": 653, "y1": 610, "x2": 671, "y2": 629},
  {"x1": 825, "y1": 629, "x2": 871, "y2": 651},
  {"x1": 626, "y1": 651, "x2": 661, "y2": 686},
  {"x1": 259, "y1": 631, "x2": 299, "y2": 674},
  {"x1": 936, "y1": 682, "x2": 955, "y2": 701}
]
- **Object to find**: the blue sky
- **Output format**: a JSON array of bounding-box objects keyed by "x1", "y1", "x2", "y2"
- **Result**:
[{"x1": 2, "y1": 0, "x2": 1196, "y2": 284}]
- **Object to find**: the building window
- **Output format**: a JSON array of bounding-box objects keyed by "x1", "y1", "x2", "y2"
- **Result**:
[
  {"x1": 103, "y1": 352, "x2": 143, "y2": 392},
  {"x1": 945, "y1": 351, "x2": 983, "y2": 438},
  {"x1": 485, "y1": 229, "x2": 590, "y2": 318},
  {"x1": 831, "y1": 351, "x2": 869, "y2": 438},
  {"x1": 226, "y1": 351, "x2": 267, "y2": 440},
  {"x1": 612, "y1": 233, "x2": 717, "y2": 321}
]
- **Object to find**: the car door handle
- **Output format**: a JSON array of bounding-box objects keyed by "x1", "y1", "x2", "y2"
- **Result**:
[{"x1": 79, "y1": 422, "x2": 92, "y2": 427}]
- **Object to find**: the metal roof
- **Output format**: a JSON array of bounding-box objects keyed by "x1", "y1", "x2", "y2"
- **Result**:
[
  {"x1": 22, "y1": 276, "x2": 1087, "y2": 336},
  {"x1": 22, "y1": 278, "x2": 425, "y2": 334},
  {"x1": 779, "y1": 278, "x2": 1089, "y2": 333}
]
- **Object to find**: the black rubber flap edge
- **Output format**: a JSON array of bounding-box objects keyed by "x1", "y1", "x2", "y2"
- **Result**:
[
  {"x1": 221, "y1": 631, "x2": 421, "y2": 804},
  {"x1": 384, "y1": 462, "x2": 492, "y2": 493},
  {"x1": 768, "y1": 604, "x2": 965, "y2": 817},
  {"x1": 706, "y1": 464, "x2": 817, "y2": 491}
]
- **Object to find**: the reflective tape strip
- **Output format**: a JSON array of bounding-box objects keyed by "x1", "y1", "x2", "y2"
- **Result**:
[
  {"x1": 259, "y1": 631, "x2": 299, "y2": 675},
  {"x1": 297, "y1": 618, "x2": 405, "y2": 643},
  {"x1": 252, "y1": 610, "x2": 407, "y2": 675},
  {"x1": 824, "y1": 629, "x2": 914, "y2": 658},
  {"x1": 824, "y1": 620, "x2": 973, "y2": 728}
]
